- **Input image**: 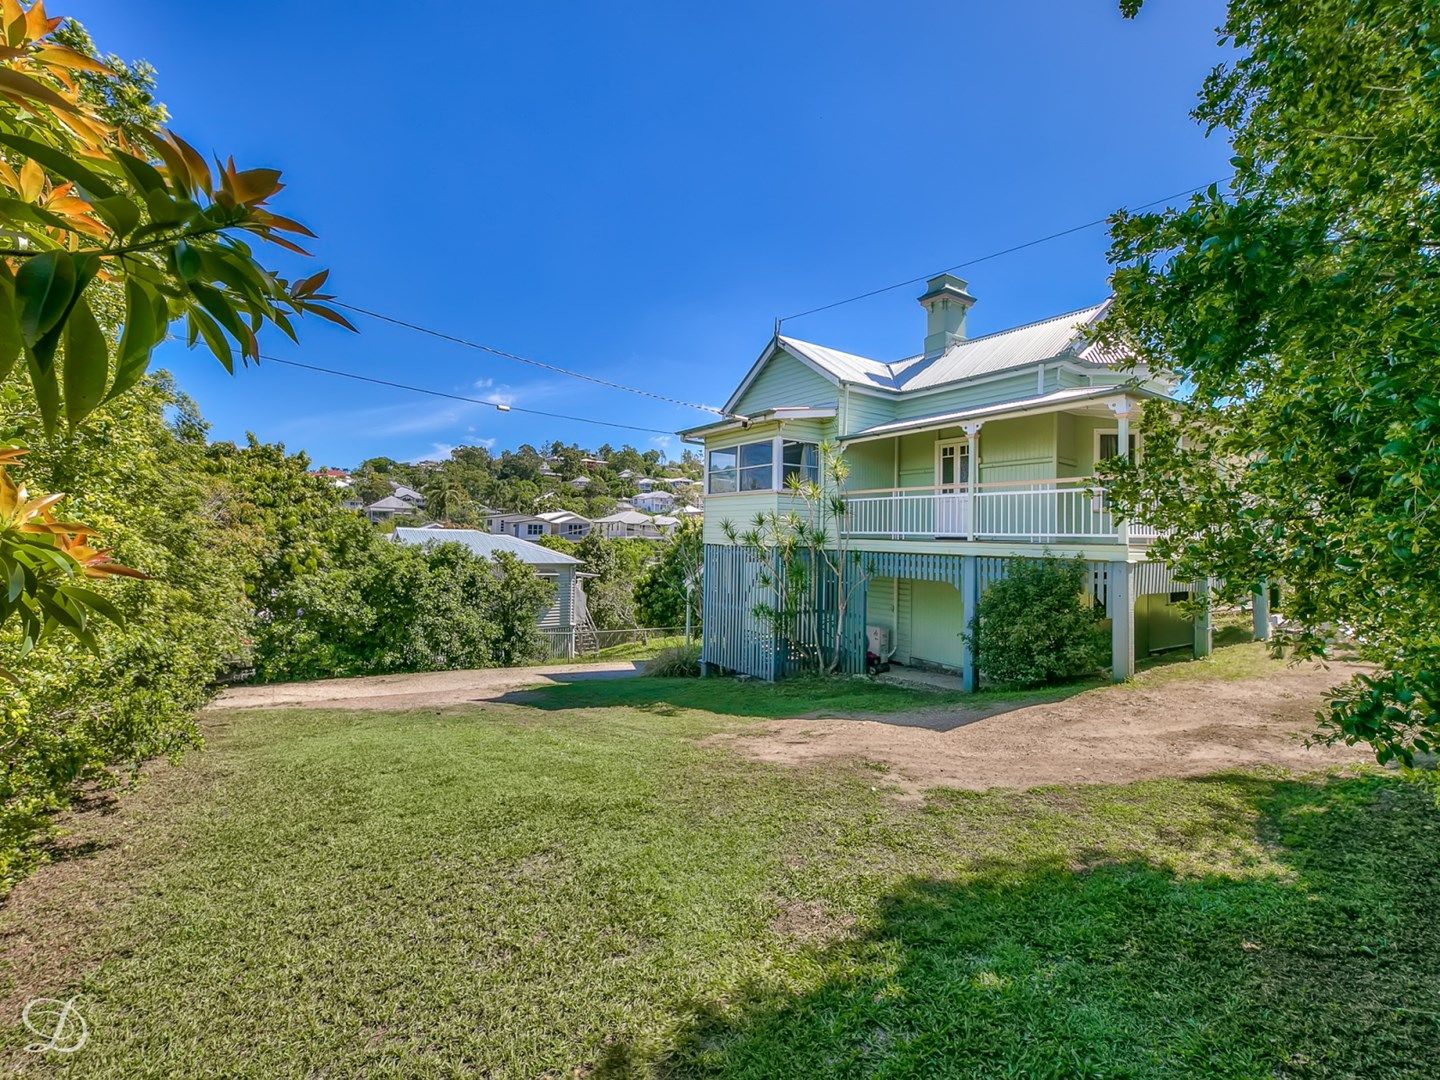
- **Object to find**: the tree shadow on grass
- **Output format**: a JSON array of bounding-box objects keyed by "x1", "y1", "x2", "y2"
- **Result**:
[
  {"x1": 495, "y1": 675, "x2": 1096, "y2": 728},
  {"x1": 631, "y1": 772, "x2": 1440, "y2": 1078}
]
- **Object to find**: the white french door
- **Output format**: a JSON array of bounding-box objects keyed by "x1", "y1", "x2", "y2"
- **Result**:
[{"x1": 934, "y1": 440, "x2": 971, "y2": 536}]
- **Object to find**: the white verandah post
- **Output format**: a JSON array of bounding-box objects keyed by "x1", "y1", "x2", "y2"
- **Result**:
[{"x1": 962, "y1": 421, "x2": 983, "y2": 541}]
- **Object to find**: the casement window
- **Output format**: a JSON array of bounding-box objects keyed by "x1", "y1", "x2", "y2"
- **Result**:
[
  {"x1": 526, "y1": 523, "x2": 543, "y2": 536},
  {"x1": 708, "y1": 440, "x2": 773, "y2": 494},
  {"x1": 1095, "y1": 430, "x2": 1139, "y2": 463},
  {"x1": 781, "y1": 440, "x2": 820, "y2": 487}
]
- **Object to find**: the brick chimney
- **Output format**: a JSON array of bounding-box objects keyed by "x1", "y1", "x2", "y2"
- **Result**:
[{"x1": 918, "y1": 273, "x2": 976, "y2": 357}]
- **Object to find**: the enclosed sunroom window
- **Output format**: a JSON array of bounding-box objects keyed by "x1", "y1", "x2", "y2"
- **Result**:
[
  {"x1": 708, "y1": 440, "x2": 775, "y2": 493},
  {"x1": 781, "y1": 440, "x2": 820, "y2": 487}
]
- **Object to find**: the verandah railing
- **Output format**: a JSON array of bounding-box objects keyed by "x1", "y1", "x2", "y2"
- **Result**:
[{"x1": 841, "y1": 478, "x2": 1159, "y2": 543}]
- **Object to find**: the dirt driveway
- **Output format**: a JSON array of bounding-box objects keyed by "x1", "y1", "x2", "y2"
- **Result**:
[
  {"x1": 211, "y1": 660, "x2": 644, "y2": 712},
  {"x1": 706, "y1": 661, "x2": 1375, "y2": 796}
]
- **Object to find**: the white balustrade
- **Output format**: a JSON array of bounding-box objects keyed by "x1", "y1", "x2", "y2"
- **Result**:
[{"x1": 841, "y1": 479, "x2": 1157, "y2": 544}]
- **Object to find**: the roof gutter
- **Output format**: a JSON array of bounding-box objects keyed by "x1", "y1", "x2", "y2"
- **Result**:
[{"x1": 838, "y1": 386, "x2": 1166, "y2": 446}]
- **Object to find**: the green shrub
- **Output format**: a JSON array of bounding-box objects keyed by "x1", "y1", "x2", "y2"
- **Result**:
[
  {"x1": 972, "y1": 556, "x2": 1108, "y2": 688},
  {"x1": 645, "y1": 644, "x2": 701, "y2": 678}
]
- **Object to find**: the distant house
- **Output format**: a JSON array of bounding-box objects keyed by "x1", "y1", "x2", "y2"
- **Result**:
[
  {"x1": 566, "y1": 476, "x2": 593, "y2": 490},
  {"x1": 310, "y1": 467, "x2": 352, "y2": 488},
  {"x1": 391, "y1": 527, "x2": 586, "y2": 656},
  {"x1": 593, "y1": 509, "x2": 664, "y2": 540},
  {"x1": 634, "y1": 477, "x2": 658, "y2": 492},
  {"x1": 536, "y1": 510, "x2": 592, "y2": 539},
  {"x1": 633, "y1": 489, "x2": 677, "y2": 513},
  {"x1": 489, "y1": 510, "x2": 591, "y2": 540},
  {"x1": 392, "y1": 484, "x2": 426, "y2": 507},
  {"x1": 678, "y1": 505, "x2": 704, "y2": 518},
  {"x1": 652, "y1": 514, "x2": 681, "y2": 535},
  {"x1": 365, "y1": 495, "x2": 418, "y2": 523}
]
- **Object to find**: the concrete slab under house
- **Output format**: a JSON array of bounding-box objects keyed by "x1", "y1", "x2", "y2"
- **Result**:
[{"x1": 681, "y1": 275, "x2": 1273, "y2": 688}]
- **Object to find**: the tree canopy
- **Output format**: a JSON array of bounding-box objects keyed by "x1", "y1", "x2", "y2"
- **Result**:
[
  {"x1": 0, "y1": 0, "x2": 346, "y2": 666},
  {"x1": 1098, "y1": 0, "x2": 1440, "y2": 761}
]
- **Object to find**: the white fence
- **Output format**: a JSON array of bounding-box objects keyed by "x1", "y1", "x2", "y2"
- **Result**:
[{"x1": 842, "y1": 479, "x2": 1159, "y2": 544}]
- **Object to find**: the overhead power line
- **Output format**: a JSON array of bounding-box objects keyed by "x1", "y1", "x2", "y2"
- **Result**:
[
  {"x1": 239, "y1": 176, "x2": 1228, "y2": 436},
  {"x1": 259, "y1": 353, "x2": 678, "y2": 436},
  {"x1": 331, "y1": 301, "x2": 728, "y2": 417},
  {"x1": 777, "y1": 177, "x2": 1231, "y2": 324}
]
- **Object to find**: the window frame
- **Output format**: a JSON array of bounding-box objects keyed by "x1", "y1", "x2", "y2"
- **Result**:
[
  {"x1": 708, "y1": 438, "x2": 777, "y2": 495},
  {"x1": 1094, "y1": 428, "x2": 1140, "y2": 465},
  {"x1": 781, "y1": 439, "x2": 820, "y2": 489}
]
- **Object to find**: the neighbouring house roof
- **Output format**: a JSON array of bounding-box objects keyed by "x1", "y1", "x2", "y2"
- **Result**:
[
  {"x1": 366, "y1": 495, "x2": 415, "y2": 512},
  {"x1": 652, "y1": 515, "x2": 680, "y2": 526},
  {"x1": 842, "y1": 384, "x2": 1168, "y2": 443},
  {"x1": 679, "y1": 505, "x2": 704, "y2": 516},
  {"x1": 594, "y1": 510, "x2": 652, "y2": 525},
  {"x1": 536, "y1": 510, "x2": 590, "y2": 524},
  {"x1": 392, "y1": 527, "x2": 581, "y2": 566},
  {"x1": 392, "y1": 484, "x2": 426, "y2": 503}
]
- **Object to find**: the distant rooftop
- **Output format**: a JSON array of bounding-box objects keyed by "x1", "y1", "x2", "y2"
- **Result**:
[{"x1": 391, "y1": 527, "x2": 581, "y2": 565}]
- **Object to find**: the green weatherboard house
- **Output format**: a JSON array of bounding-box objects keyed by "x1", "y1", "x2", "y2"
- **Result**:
[{"x1": 681, "y1": 275, "x2": 1258, "y2": 687}]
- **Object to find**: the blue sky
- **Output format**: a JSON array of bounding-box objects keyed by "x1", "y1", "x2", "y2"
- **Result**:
[{"x1": 68, "y1": 1, "x2": 1231, "y2": 467}]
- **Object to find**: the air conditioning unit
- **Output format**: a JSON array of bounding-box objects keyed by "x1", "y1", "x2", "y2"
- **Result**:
[{"x1": 866, "y1": 625, "x2": 891, "y2": 656}]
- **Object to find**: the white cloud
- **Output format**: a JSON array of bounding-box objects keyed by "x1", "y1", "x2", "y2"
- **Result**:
[
  {"x1": 472, "y1": 376, "x2": 517, "y2": 407},
  {"x1": 409, "y1": 442, "x2": 456, "y2": 463}
]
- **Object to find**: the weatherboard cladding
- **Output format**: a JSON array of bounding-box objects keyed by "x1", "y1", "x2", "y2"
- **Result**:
[{"x1": 731, "y1": 350, "x2": 837, "y2": 417}]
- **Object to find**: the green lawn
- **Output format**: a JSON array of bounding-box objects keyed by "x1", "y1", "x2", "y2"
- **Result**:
[{"x1": 3, "y1": 673, "x2": 1438, "y2": 1077}]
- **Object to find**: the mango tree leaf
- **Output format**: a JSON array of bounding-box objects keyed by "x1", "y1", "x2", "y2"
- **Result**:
[
  {"x1": 0, "y1": 273, "x2": 19, "y2": 383},
  {"x1": 304, "y1": 304, "x2": 358, "y2": 332},
  {"x1": 189, "y1": 282, "x2": 255, "y2": 358},
  {"x1": 0, "y1": 132, "x2": 116, "y2": 198},
  {"x1": 187, "y1": 306, "x2": 233, "y2": 373},
  {"x1": 0, "y1": 67, "x2": 77, "y2": 114},
  {"x1": 57, "y1": 584, "x2": 124, "y2": 626},
  {"x1": 111, "y1": 149, "x2": 166, "y2": 195},
  {"x1": 61, "y1": 295, "x2": 108, "y2": 428},
  {"x1": 25, "y1": 348, "x2": 60, "y2": 437},
  {"x1": 174, "y1": 238, "x2": 202, "y2": 280},
  {"x1": 90, "y1": 195, "x2": 141, "y2": 237},
  {"x1": 27, "y1": 253, "x2": 97, "y2": 372},
  {"x1": 14, "y1": 251, "x2": 74, "y2": 348},
  {"x1": 106, "y1": 278, "x2": 160, "y2": 402}
]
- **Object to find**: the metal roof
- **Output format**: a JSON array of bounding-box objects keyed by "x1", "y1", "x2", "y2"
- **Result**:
[
  {"x1": 392, "y1": 528, "x2": 581, "y2": 565},
  {"x1": 775, "y1": 301, "x2": 1114, "y2": 394},
  {"x1": 366, "y1": 495, "x2": 415, "y2": 511}
]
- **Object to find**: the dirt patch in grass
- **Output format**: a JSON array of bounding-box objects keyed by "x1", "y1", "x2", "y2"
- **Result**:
[
  {"x1": 769, "y1": 899, "x2": 857, "y2": 945},
  {"x1": 705, "y1": 660, "x2": 1373, "y2": 799}
]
